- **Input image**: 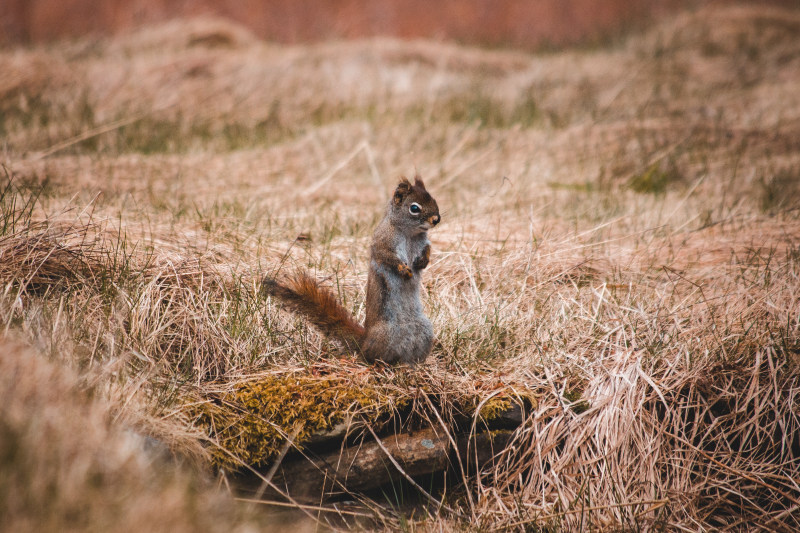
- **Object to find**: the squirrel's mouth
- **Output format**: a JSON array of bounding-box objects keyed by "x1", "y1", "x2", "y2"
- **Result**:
[{"x1": 417, "y1": 215, "x2": 439, "y2": 232}]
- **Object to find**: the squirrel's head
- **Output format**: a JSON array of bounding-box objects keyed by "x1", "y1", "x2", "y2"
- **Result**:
[{"x1": 390, "y1": 175, "x2": 440, "y2": 233}]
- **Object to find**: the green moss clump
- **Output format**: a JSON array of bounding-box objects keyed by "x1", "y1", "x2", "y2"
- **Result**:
[
  {"x1": 477, "y1": 397, "x2": 512, "y2": 420},
  {"x1": 563, "y1": 389, "x2": 590, "y2": 414},
  {"x1": 193, "y1": 375, "x2": 405, "y2": 468},
  {"x1": 472, "y1": 390, "x2": 537, "y2": 421}
]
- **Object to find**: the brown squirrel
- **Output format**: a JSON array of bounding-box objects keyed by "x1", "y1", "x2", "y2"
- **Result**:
[{"x1": 262, "y1": 176, "x2": 440, "y2": 364}]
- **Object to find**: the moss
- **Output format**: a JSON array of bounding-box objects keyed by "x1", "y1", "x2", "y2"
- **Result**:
[
  {"x1": 477, "y1": 396, "x2": 513, "y2": 420},
  {"x1": 191, "y1": 371, "x2": 537, "y2": 470},
  {"x1": 563, "y1": 389, "x2": 590, "y2": 414},
  {"x1": 193, "y1": 374, "x2": 406, "y2": 468}
]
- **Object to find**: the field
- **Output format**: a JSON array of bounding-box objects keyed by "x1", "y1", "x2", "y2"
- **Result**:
[{"x1": 2, "y1": 4, "x2": 800, "y2": 531}]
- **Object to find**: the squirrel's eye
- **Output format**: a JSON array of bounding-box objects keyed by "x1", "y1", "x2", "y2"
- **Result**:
[{"x1": 409, "y1": 203, "x2": 422, "y2": 215}]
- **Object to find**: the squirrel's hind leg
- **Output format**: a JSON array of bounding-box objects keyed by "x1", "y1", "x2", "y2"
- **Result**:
[
  {"x1": 362, "y1": 322, "x2": 402, "y2": 363},
  {"x1": 362, "y1": 320, "x2": 433, "y2": 364}
]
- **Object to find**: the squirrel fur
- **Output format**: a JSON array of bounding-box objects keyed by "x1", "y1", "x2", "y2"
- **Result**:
[{"x1": 263, "y1": 176, "x2": 440, "y2": 364}]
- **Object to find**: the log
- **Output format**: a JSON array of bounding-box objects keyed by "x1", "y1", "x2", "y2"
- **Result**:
[
  {"x1": 456, "y1": 430, "x2": 514, "y2": 473},
  {"x1": 269, "y1": 428, "x2": 449, "y2": 501},
  {"x1": 235, "y1": 400, "x2": 528, "y2": 502},
  {"x1": 256, "y1": 428, "x2": 513, "y2": 502}
]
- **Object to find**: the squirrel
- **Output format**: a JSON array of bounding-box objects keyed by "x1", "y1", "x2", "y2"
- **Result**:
[{"x1": 262, "y1": 176, "x2": 440, "y2": 364}]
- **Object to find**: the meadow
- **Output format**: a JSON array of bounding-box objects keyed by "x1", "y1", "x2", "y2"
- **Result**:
[{"x1": 1, "y1": 4, "x2": 799, "y2": 531}]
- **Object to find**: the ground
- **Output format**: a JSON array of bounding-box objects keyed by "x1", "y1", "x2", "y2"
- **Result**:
[{"x1": 1, "y1": 4, "x2": 800, "y2": 531}]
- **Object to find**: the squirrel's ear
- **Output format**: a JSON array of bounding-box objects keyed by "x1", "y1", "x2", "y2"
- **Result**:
[
  {"x1": 393, "y1": 178, "x2": 412, "y2": 205},
  {"x1": 413, "y1": 175, "x2": 426, "y2": 190}
]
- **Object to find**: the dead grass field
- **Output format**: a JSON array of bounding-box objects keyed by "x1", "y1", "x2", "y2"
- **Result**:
[{"x1": 2, "y1": 4, "x2": 800, "y2": 531}]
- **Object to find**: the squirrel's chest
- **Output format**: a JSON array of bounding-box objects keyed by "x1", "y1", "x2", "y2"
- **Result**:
[{"x1": 394, "y1": 236, "x2": 427, "y2": 265}]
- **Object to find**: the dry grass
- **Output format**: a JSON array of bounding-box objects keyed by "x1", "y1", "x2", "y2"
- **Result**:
[
  {"x1": 0, "y1": 335, "x2": 256, "y2": 533},
  {"x1": 2, "y1": 4, "x2": 800, "y2": 531}
]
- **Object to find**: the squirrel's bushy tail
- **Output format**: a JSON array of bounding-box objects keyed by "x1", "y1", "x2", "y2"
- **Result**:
[{"x1": 262, "y1": 271, "x2": 365, "y2": 351}]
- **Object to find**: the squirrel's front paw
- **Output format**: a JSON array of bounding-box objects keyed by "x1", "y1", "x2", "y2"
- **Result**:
[
  {"x1": 397, "y1": 262, "x2": 414, "y2": 279},
  {"x1": 413, "y1": 245, "x2": 431, "y2": 270}
]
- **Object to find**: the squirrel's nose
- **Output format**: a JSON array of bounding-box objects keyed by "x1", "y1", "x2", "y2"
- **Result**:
[{"x1": 429, "y1": 214, "x2": 440, "y2": 226}]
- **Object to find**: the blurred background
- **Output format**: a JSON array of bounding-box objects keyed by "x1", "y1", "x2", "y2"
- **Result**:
[{"x1": 2, "y1": 0, "x2": 795, "y2": 49}]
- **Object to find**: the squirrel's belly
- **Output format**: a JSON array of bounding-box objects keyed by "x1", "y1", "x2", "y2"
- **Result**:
[
  {"x1": 364, "y1": 264, "x2": 433, "y2": 363},
  {"x1": 375, "y1": 263, "x2": 423, "y2": 318}
]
